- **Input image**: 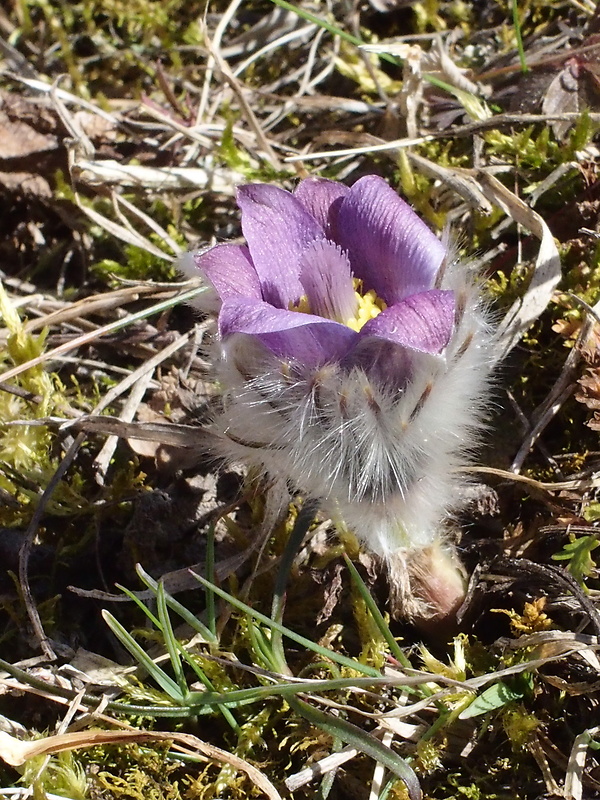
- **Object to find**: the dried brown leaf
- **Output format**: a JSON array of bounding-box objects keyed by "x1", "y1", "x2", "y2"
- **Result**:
[
  {"x1": 0, "y1": 109, "x2": 58, "y2": 159},
  {"x1": 542, "y1": 59, "x2": 581, "y2": 140},
  {"x1": 576, "y1": 369, "x2": 600, "y2": 410}
]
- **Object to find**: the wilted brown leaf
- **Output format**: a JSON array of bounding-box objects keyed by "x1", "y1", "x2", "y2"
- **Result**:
[
  {"x1": 576, "y1": 368, "x2": 600, "y2": 429},
  {"x1": 542, "y1": 37, "x2": 600, "y2": 139}
]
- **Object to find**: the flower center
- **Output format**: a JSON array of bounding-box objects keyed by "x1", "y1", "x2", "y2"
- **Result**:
[
  {"x1": 290, "y1": 295, "x2": 312, "y2": 315},
  {"x1": 290, "y1": 278, "x2": 386, "y2": 332},
  {"x1": 345, "y1": 279, "x2": 387, "y2": 332}
]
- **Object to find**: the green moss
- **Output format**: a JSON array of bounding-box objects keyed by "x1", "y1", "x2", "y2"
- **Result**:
[
  {"x1": 334, "y1": 42, "x2": 403, "y2": 95},
  {"x1": 19, "y1": 0, "x2": 204, "y2": 96},
  {"x1": 351, "y1": 589, "x2": 388, "y2": 669},
  {"x1": 502, "y1": 705, "x2": 540, "y2": 750},
  {"x1": 415, "y1": 737, "x2": 445, "y2": 773},
  {"x1": 413, "y1": 0, "x2": 448, "y2": 31},
  {"x1": 92, "y1": 243, "x2": 177, "y2": 283},
  {"x1": 445, "y1": 772, "x2": 488, "y2": 799},
  {"x1": 484, "y1": 113, "x2": 596, "y2": 176},
  {"x1": 20, "y1": 751, "x2": 87, "y2": 798},
  {"x1": 0, "y1": 284, "x2": 89, "y2": 526},
  {"x1": 88, "y1": 743, "x2": 183, "y2": 800}
]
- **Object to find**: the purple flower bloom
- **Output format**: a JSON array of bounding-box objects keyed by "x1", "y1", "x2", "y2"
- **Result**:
[
  {"x1": 182, "y1": 175, "x2": 491, "y2": 623},
  {"x1": 194, "y1": 176, "x2": 453, "y2": 378}
]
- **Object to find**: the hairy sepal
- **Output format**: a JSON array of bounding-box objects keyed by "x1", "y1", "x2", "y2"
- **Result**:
[{"x1": 211, "y1": 256, "x2": 492, "y2": 574}]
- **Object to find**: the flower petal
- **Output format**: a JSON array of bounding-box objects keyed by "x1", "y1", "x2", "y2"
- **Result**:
[
  {"x1": 343, "y1": 338, "x2": 414, "y2": 392},
  {"x1": 237, "y1": 184, "x2": 325, "y2": 308},
  {"x1": 191, "y1": 244, "x2": 262, "y2": 301},
  {"x1": 336, "y1": 175, "x2": 446, "y2": 304},
  {"x1": 359, "y1": 290, "x2": 455, "y2": 354},
  {"x1": 294, "y1": 178, "x2": 350, "y2": 237},
  {"x1": 219, "y1": 296, "x2": 358, "y2": 368},
  {"x1": 299, "y1": 239, "x2": 357, "y2": 323}
]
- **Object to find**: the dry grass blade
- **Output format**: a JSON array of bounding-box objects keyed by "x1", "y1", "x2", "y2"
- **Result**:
[
  {"x1": 477, "y1": 172, "x2": 562, "y2": 359},
  {"x1": 407, "y1": 151, "x2": 494, "y2": 211},
  {"x1": 285, "y1": 746, "x2": 359, "y2": 790},
  {"x1": 0, "y1": 288, "x2": 201, "y2": 384},
  {"x1": 19, "y1": 432, "x2": 87, "y2": 660},
  {"x1": 91, "y1": 331, "x2": 192, "y2": 483},
  {"x1": 511, "y1": 297, "x2": 600, "y2": 472},
  {"x1": 74, "y1": 201, "x2": 173, "y2": 260},
  {"x1": 22, "y1": 285, "x2": 162, "y2": 333},
  {"x1": 0, "y1": 729, "x2": 282, "y2": 800},
  {"x1": 73, "y1": 157, "x2": 242, "y2": 195},
  {"x1": 284, "y1": 134, "x2": 431, "y2": 162},
  {"x1": 564, "y1": 725, "x2": 600, "y2": 800},
  {"x1": 465, "y1": 465, "x2": 600, "y2": 493},
  {"x1": 92, "y1": 369, "x2": 155, "y2": 484},
  {"x1": 6, "y1": 73, "x2": 120, "y2": 124},
  {"x1": 205, "y1": 35, "x2": 284, "y2": 170},
  {"x1": 369, "y1": 728, "x2": 395, "y2": 800},
  {"x1": 196, "y1": 0, "x2": 246, "y2": 123},
  {"x1": 111, "y1": 191, "x2": 183, "y2": 256}
]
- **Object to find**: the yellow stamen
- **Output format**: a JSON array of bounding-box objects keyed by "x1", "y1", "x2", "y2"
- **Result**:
[
  {"x1": 345, "y1": 278, "x2": 386, "y2": 332},
  {"x1": 289, "y1": 278, "x2": 386, "y2": 331},
  {"x1": 289, "y1": 295, "x2": 312, "y2": 315}
]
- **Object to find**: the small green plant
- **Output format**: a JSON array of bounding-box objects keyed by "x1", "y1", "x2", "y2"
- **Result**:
[{"x1": 552, "y1": 534, "x2": 599, "y2": 586}]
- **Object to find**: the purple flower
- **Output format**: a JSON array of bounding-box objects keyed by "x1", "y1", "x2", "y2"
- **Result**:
[
  {"x1": 193, "y1": 175, "x2": 454, "y2": 384},
  {"x1": 183, "y1": 175, "x2": 491, "y2": 623}
]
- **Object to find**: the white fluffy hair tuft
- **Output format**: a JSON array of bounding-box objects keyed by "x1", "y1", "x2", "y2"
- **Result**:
[{"x1": 203, "y1": 250, "x2": 493, "y2": 623}]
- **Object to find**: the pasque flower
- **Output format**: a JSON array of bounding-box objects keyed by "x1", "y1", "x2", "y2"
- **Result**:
[{"x1": 182, "y1": 175, "x2": 491, "y2": 623}]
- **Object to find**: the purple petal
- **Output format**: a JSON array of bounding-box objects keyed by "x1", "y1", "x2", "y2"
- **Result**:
[
  {"x1": 299, "y1": 239, "x2": 357, "y2": 323},
  {"x1": 237, "y1": 184, "x2": 325, "y2": 308},
  {"x1": 359, "y1": 290, "x2": 455, "y2": 354},
  {"x1": 192, "y1": 244, "x2": 262, "y2": 302},
  {"x1": 219, "y1": 296, "x2": 358, "y2": 368},
  {"x1": 335, "y1": 175, "x2": 446, "y2": 304},
  {"x1": 294, "y1": 178, "x2": 350, "y2": 237},
  {"x1": 343, "y1": 338, "x2": 414, "y2": 392}
]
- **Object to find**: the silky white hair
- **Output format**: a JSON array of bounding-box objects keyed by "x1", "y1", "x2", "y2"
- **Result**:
[{"x1": 205, "y1": 251, "x2": 493, "y2": 589}]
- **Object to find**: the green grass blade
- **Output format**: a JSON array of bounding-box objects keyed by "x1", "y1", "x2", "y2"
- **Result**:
[
  {"x1": 116, "y1": 582, "x2": 162, "y2": 628},
  {"x1": 136, "y1": 565, "x2": 217, "y2": 643},
  {"x1": 511, "y1": 0, "x2": 529, "y2": 73},
  {"x1": 0, "y1": 285, "x2": 207, "y2": 386},
  {"x1": 156, "y1": 581, "x2": 189, "y2": 699},
  {"x1": 205, "y1": 521, "x2": 217, "y2": 639},
  {"x1": 288, "y1": 695, "x2": 422, "y2": 800},
  {"x1": 267, "y1": 0, "x2": 463, "y2": 97},
  {"x1": 272, "y1": 502, "x2": 318, "y2": 616},
  {"x1": 267, "y1": 0, "x2": 366, "y2": 53},
  {"x1": 459, "y1": 681, "x2": 524, "y2": 719},
  {"x1": 271, "y1": 502, "x2": 318, "y2": 671},
  {"x1": 178, "y1": 649, "x2": 240, "y2": 732},
  {"x1": 182, "y1": 674, "x2": 400, "y2": 708},
  {"x1": 101, "y1": 672, "x2": 390, "y2": 717},
  {"x1": 190, "y1": 571, "x2": 381, "y2": 678},
  {"x1": 246, "y1": 616, "x2": 279, "y2": 671},
  {"x1": 102, "y1": 610, "x2": 184, "y2": 703},
  {"x1": 343, "y1": 554, "x2": 412, "y2": 670}
]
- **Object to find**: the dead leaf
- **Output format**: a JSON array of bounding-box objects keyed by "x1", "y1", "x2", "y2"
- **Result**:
[
  {"x1": 316, "y1": 562, "x2": 344, "y2": 625},
  {"x1": 542, "y1": 59, "x2": 581, "y2": 139},
  {"x1": 542, "y1": 37, "x2": 600, "y2": 139},
  {"x1": 576, "y1": 368, "x2": 600, "y2": 429},
  {"x1": 0, "y1": 110, "x2": 58, "y2": 159}
]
